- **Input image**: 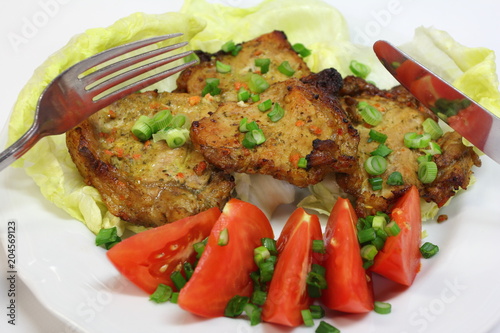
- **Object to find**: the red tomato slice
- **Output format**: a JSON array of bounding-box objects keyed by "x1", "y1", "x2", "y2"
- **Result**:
[
  {"x1": 321, "y1": 198, "x2": 374, "y2": 313},
  {"x1": 178, "y1": 198, "x2": 274, "y2": 318},
  {"x1": 396, "y1": 59, "x2": 427, "y2": 85},
  {"x1": 106, "y1": 207, "x2": 221, "y2": 294},
  {"x1": 370, "y1": 186, "x2": 422, "y2": 286},
  {"x1": 261, "y1": 208, "x2": 323, "y2": 327}
]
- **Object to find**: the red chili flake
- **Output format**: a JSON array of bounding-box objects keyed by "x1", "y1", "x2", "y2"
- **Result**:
[
  {"x1": 309, "y1": 125, "x2": 323, "y2": 135},
  {"x1": 289, "y1": 153, "x2": 300, "y2": 167},
  {"x1": 295, "y1": 120, "x2": 305, "y2": 127},
  {"x1": 193, "y1": 161, "x2": 208, "y2": 176},
  {"x1": 437, "y1": 214, "x2": 448, "y2": 223},
  {"x1": 177, "y1": 172, "x2": 185, "y2": 179},
  {"x1": 149, "y1": 102, "x2": 162, "y2": 109},
  {"x1": 108, "y1": 109, "x2": 117, "y2": 119}
]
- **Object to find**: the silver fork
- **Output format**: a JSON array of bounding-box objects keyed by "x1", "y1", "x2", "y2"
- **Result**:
[{"x1": 0, "y1": 33, "x2": 197, "y2": 172}]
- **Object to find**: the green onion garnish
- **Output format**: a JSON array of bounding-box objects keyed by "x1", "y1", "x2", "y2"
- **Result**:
[
  {"x1": 201, "y1": 77, "x2": 221, "y2": 97},
  {"x1": 315, "y1": 320, "x2": 340, "y2": 333},
  {"x1": 237, "y1": 87, "x2": 250, "y2": 102},
  {"x1": 244, "y1": 303, "x2": 262, "y2": 326},
  {"x1": 242, "y1": 129, "x2": 266, "y2": 148},
  {"x1": 369, "y1": 129, "x2": 387, "y2": 143},
  {"x1": 292, "y1": 43, "x2": 312, "y2": 58},
  {"x1": 374, "y1": 301, "x2": 392, "y2": 314},
  {"x1": 254, "y1": 246, "x2": 271, "y2": 266},
  {"x1": 404, "y1": 132, "x2": 432, "y2": 149},
  {"x1": 371, "y1": 236, "x2": 385, "y2": 250},
  {"x1": 170, "y1": 292, "x2": 179, "y2": 304},
  {"x1": 224, "y1": 295, "x2": 249, "y2": 317},
  {"x1": 418, "y1": 161, "x2": 438, "y2": 183},
  {"x1": 183, "y1": 262, "x2": 194, "y2": 280},
  {"x1": 364, "y1": 155, "x2": 387, "y2": 175},
  {"x1": 95, "y1": 227, "x2": 121, "y2": 249},
  {"x1": 151, "y1": 109, "x2": 173, "y2": 132},
  {"x1": 251, "y1": 93, "x2": 260, "y2": 102},
  {"x1": 149, "y1": 284, "x2": 173, "y2": 303},
  {"x1": 255, "y1": 58, "x2": 271, "y2": 74},
  {"x1": 267, "y1": 103, "x2": 285, "y2": 122},
  {"x1": 258, "y1": 99, "x2": 273, "y2": 112},
  {"x1": 420, "y1": 242, "x2": 439, "y2": 258},
  {"x1": 131, "y1": 115, "x2": 154, "y2": 141},
  {"x1": 193, "y1": 237, "x2": 207, "y2": 259},
  {"x1": 216, "y1": 60, "x2": 231, "y2": 73},
  {"x1": 370, "y1": 144, "x2": 392, "y2": 157},
  {"x1": 261, "y1": 237, "x2": 278, "y2": 255},
  {"x1": 277, "y1": 61, "x2": 295, "y2": 77},
  {"x1": 218, "y1": 228, "x2": 229, "y2": 246},
  {"x1": 248, "y1": 73, "x2": 270, "y2": 93},
  {"x1": 221, "y1": 40, "x2": 236, "y2": 53},
  {"x1": 357, "y1": 101, "x2": 383, "y2": 126},
  {"x1": 301, "y1": 309, "x2": 315, "y2": 327},
  {"x1": 259, "y1": 260, "x2": 275, "y2": 283},
  {"x1": 231, "y1": 44, "x2": 243, "y2": 56},
  {"x1": 387, "y1": 171, "x2": 404, "y2": 186},
  {"x1": 154, "y1": 128, "x2": 189, "y2": 148},
  {"x1": 312, "y1": 239, "x2": 326, "y2": 253},
  {"x1": 371, "y1": 215, "x2": 387, "y2": 230},
  {"x1": 384, "y1": 221, "x2": 401, "y2": 236},
  {"x1": 306, "y1": 271, "x2": 328, "y2": 290},
  {"x1": 360, "y1": 244, "x2": 378, "y2": 261},
  {"x1": 310, "y1": 305, "x2": 326, "y2": 319},
  {"x1": 170, "y1": 271, "x2": 187, "y2": 291},
  {"x1": 251, "y1": 290, "x2": 267, "y2": 306},
  {"x1": 349, "y1": 60, "x2": 371, "y2": 79},
  {"x1": 369, "y1": 177, "x2": 383, "y2": 191},
  {"x1": 183, "y1": 52, "x2": 200, "y2": 64},
  {"x1": 358, "y1": 228, "x2": 376, "y2": 244},
  {"x1": 423, "y1": 141, "x2": 442, "y2": 156},
  {"x1": 422, "y1": 118, "x2": 443, "y2": 140},
  {"x1": 298, "y1": 157, "x2": 308, "y2": 169},
  {"x1": 417, "y1": 154, "x2": 432, "y2": 164}
]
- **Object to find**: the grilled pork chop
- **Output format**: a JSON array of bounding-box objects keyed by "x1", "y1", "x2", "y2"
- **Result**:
[
  {"x1": 66, "y1": 91, "x2": 234, "y2": 228},
  {"x1": 190, "y1": 69, "x2": 360, "y2": 187},
  {"x1": 175, "y1": 30, "x2": 311, "y2": 101},
  {"x1": 337, "y1": 76, "x2": 481, "y2": 217}
]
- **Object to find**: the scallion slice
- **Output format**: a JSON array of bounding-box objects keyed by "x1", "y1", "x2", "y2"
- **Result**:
[
  {"x1": 248, "y1": 73, "x2": 269, "y2": 93},
  {"x1": 224, "y1": 295, "x2": 249, "y2": 317},
  {"x1": 149, "y1": 284, "x2": 172, "y2": 303},
  {"x1": 368, "y1": 129, "x2": 387, "y2": 143},
  {"x1": 349, "y1": 60, "x2": 371, "y2": 79},
  {"x1": 369, "y1": 177, "x2": 383, "y2": 191},
  {"x1": 261, "y1": 237, "x2": 278, "y2": 255},
  {"x1": 242, "y1": 129, "x2": 266, "y2": 148},
  {"x1": 258, "y1": 99, "x2": 273, "y2": 112},
  {"x1": 268, "y1": 103, "x2": 285, "y2": 122},
  {"x1": 183, "y1": 52, "x2": 200, "y2": 64},
  {"x1": 404, "y1": 132, "x2": 432, "y2": 149},
  {"x1": 231, "y1": 44, "x2": 243, "y2": 56},
  {"x1": 358, "y1": 228, "x2": 376, "y2": 244},
  {"x1": 193, "y1": 237, "x2": 207, "y2": 259},
  {"x1": 364, "y1": 155, "x2": 387, "y2": 175},
  {"x1": 387, "y1": 171, "x2": 404, "y2": 186},
  {"x1": 360, "y1": 244, "x2": 378, "y2": 260},
  {"x1": 370, "y1": 144, "x2": 392, "y2": 157},
  {"x1": 374, "y1": 301, "x2": 392, "y2": 314},
  {"x1": 183, "y1": 262, "x2": 194, "y2": 280},
  {"x1": 218, "y1": 228, "x2": 229, "y2": 246},
  {"x1": 423, "y1": 141, "x2": 442, "y2": 156},
  {"x1": 221, "y1": 40, "x2": 236, "y2": 53},
  {"x1": 312, "y1": 239, "x2": 326, "y2": 253},
  {"x1": 310, "y1": 305, "x2": 326, "y2": 319},
  {"x1": 316, "y1": 320, "x2": 340, "y2": 333},
  {"x1": 422, "y1": 118, "x2": 443, "y2": 140},
  {"x1": 216, "y1": 60, "x2": 231, "y2": 73},
  {"x1": 95, "y1": 227, "x2": 121, "y2": 249},
  {"x1": 292, "y1": 43, "x2": 312, "y2": 57},
  {"x1": 357, "y1": 101, "x2": 383, "y2": 126},
  {"x1": 277, "y1": 61, "x2": 295, "y2": 77},
  {"x1": 154, "y1": 128, "x2": 189, "y2": 148},
  {"x1": 244, "y1": 303, "x2": 262, "y2": 326},
  {"x1": 201, "y1": 77, "x2": 221, "y2": 97},
  {"x1": 254, "y1": 246, "x2": 271, "y2": 266},
  {"x1": 420, "y1": 242, "x2": 439, "y2": 258},
  {"x1": 259, "y1": 260, "x2": 275, "y2": 282},
  {"x1": 237, "y1": 87, "x2": 250, "y2": 102},
  {"x1": 384, "y1": 221, "x2": 401, "y2": 236},
  {"x1": 170, "y1": 292, "x2": 179, "y2": 304},
  {"x1": 131, "y1": 115, "x2": 154, "y2": 141},
  {"x1": 371, "y1": 215, "x2": 387, "y2": 230},
  {"x1": 251, "y1": 290, "x2": 267, "y2": 306},
  {"x1": 151, "y1": 109, "x2": 173, "y2": 132},
  {"x1": 298, "y1": 157, "x2": 308, "y2": 169},
  {"x1": 418, "y1": 161, "x2": 438, "y2": 183},
  {"x1": 255, "y1": 58, "x2": 271, "y2": 74},
  {"x1": 170, "y1": 271, "x2": 187, "y2": 291}
]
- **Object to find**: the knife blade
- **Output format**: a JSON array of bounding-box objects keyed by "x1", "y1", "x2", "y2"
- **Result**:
[{"x1": 373, "y1": 40, "x2": 500, "y2": 164}]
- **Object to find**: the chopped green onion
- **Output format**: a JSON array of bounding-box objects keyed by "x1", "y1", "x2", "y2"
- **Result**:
[
  {"x1": 423, "y1": 142, "x2": 442, "y2": 156},
  {"x1": 277, "y1": 61, "x2": 295, "y2": 76},
  {"x1": 363, "y1": 260, "x2": 374, "y2": 270},
  {"x1": 218, "y1": 228, "x2": 229, "y2": 246},
  {"x1": 183, "y1": 262, "x2": 194, "y2": 280},
  {"x1": 261, "y1": 237, "x2": 278, "y2": 255},
  {"x1": 237, "y1": 87, "x2": 250, "y2": 102},
  {"x1": 183, "y1": 52, "x2": 200, "y2": 64},
  {"x1": 242, "y1": 129, "x2": 266, "y2": 148},
  {"x1": 298, "y1": 157, "x2": 308, "y2": 169},
  {"x1": 418, "y1": 161, "x2": 438, "y2": 183},
  {"x1": 369, "y1": 129, "x2": 387, "y2": 143},
  {"x1": 376, "y1": 228, "x2": 388, "y2": 241},
  {"x1": 231, "y1": 44, "x2": 243, "y2": 56},
  {"x1": 374, "y1": 301, "x2": 392, "y2": 314},
  {"x1": 255, "y1": 58, "x2": 271, "y2": 74},
  {"x1": 170, "y1": 292, "x2": 179, "y2": 304},
  {"x1": 221, "y1": 40, "x2": 236, "y2": 53},
  {"x1": 131, "y1": 115, "x2": 154, "y2": 141},
  {"x1": 201, "y1": 77, "x2": 221, "y2": 97},
  {"x1": 357, "y1": 101, "x2": 383, "y2": 126},
  {"x1": 193, "y1": 237, "x2": 207, "y2": 259},
  {"x1": 369, "y1": 177, "x2": 383, "y2": 191},
  {"x1": 422, "y1": 118, "x2": 443, "y2": 140},
  {"x1": 216, "y1": 60, "x2": 231, "y2": 73},
  {"x1": 301, "y1": 309, "x2": 315, "y2": 327},
  {"x1": 171, "y1": 114, "x2": 188, "y2": 128},
  {"x1": 251, "y1": 94, "x2": 260, "y2": 102},
  {"x1": 360, "y1": 244, "x2": 378, "y2": 260},
  {"x1": 170, "y1": 271, "x2": 187, "y2": 291},
  {"x1": 254, "y1": 246, "x2": 271, "y2": 266},
  {"x1": 387, "y1": 171, "x2": 404, "y2": 186},
  {"x1": 310, "y1": 305, "x2": 326, "y2": 319},
  {"x1": 267, "y1": 103, "x2": 285, "y2": 122},
  {"x1": 370, "y1": 144, "x2": 392, "y2": 157},
  {"x1": 95, "y1": 227, "x2": 121, "y2": 249},
  {"x1": 371, "y1": 236, "x2": 385, "y2": 250},
  {"x1": 417, "y1": 153, "x2": 432, "y2": 164},
  {"x1": 159, "y1": 128, "x2": 189, "y2": 148},
  {"x1": 384, "y1": 221, "x2": 401, "y2": 236},
  {"x1": 259, "y1": 259, "x2": 275, "y2": 283},
  {"x1": 149, "y1": 284, "x2": 172, "y2": 303},
  {"x1": 258, "y1": 99, "x2": 273, "y2": 112},
  {"x1": 312, "y1": 239, "x2": 326, "y2": 253},
  {"x1": 349, "y1": 60, "x2": 371, "y2": 79},
  {"x1": 315, "y1": 320, "x2": 340, "y2": 333},
  {"x1": 248, "y1": 73, "x2": 270, "y2": 93},
  {"x1": 292, "y1": 43, "x2": 312, "y2": 57},
  {"x1": 224, "y1": 295, "x2": 249, "y2": 317},
  {"x1": 251, "y1": 290, "x2": 267, "y2": 306},
  {"x1": 306, "y1": 271, "x2": 328, "y2": 290},
  {"x1": 244, "y1": 303, "x2": 262, "y2": 326},
  {"x1": 151, "y1": 109, "x2": 173, "y2": 132},
  {"x1": 358, "y1": 228, "x2": 376, "y2": 244},
  {"x1": 371, "y1": 216, "x2": 387, "y2": 230},
  {"x1": 420, "y1": 242, "x2": 439, "y2": 258},
  {"x1": 404, "y1": 132, "x2": 432, "y2": 149},
  {"x1": 364, "y1": 155, "x2": 387, "y2": 176}
]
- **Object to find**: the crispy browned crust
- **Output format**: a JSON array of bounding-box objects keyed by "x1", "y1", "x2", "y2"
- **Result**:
[
  {"x1": 190, "y1": 69, "x2": 359, "y2": 187},
  {"x1": 174, "y1": 30, "x2": 311, "y2": 101},
  {"x1": 66, "y1": 91, "x2": 234, "y2": 228},
  {"x1": 336, "y1": 76, "x2": 480, "y2": 217}
]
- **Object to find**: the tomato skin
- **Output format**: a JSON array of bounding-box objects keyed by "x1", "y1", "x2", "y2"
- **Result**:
[
  {"x1": 321, "y1": 198, "x2": 374, "y2": 313},
  {"x1": 261, "y1": 208, "x2": 323, "y2": 327},
  {"x1": 370, "y1": 186, "x2": 422, "y2": 286},
  {"x1": 178, "y1": 198, "x2": 274, "y2": 318},
  {"x1": 106, "y1": 207, "x2": 221, "y2": 294}
]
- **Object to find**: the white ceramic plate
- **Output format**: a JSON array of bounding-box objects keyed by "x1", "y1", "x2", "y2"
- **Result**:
[{"x1": 1, "y1": 1, "x2": 500, "y2": 332}]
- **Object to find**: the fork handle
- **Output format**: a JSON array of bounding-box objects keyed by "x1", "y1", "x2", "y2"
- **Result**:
[{"x1": 0, "y1": 125, "x2": 42, "y2": 172}]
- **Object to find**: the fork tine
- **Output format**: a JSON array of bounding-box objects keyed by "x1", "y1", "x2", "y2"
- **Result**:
[
  {"x1": 80, "y1": 41, "x2": 189, "y2": 86},
  {"x1": 91, "y1": 57, "x2": 198, "y2": 110},
  {"x1": 68, "y1": 33, "x2": 183, "y2": 76}
]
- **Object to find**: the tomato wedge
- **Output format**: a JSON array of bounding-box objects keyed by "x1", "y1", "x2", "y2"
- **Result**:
[
  {"x1": 261, "y1": 208, "x2": 323, "y2": 327},
  {"x1": 321, "y1": 198, "x2": 374, "y2": 313},
  {"x1": 178, "y1": 198, "x2": 274, "y2": 318},
  {"x1": 106, "y1": 207, "x2": 221, "y2": 294},
  {"x1": 370, "y1": 185, "x2": 422, "y2": 286}
]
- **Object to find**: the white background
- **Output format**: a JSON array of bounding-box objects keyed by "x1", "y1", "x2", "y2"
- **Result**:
[{"x1": 1, "y1": 0, "x2": 500, "y2": 332}]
